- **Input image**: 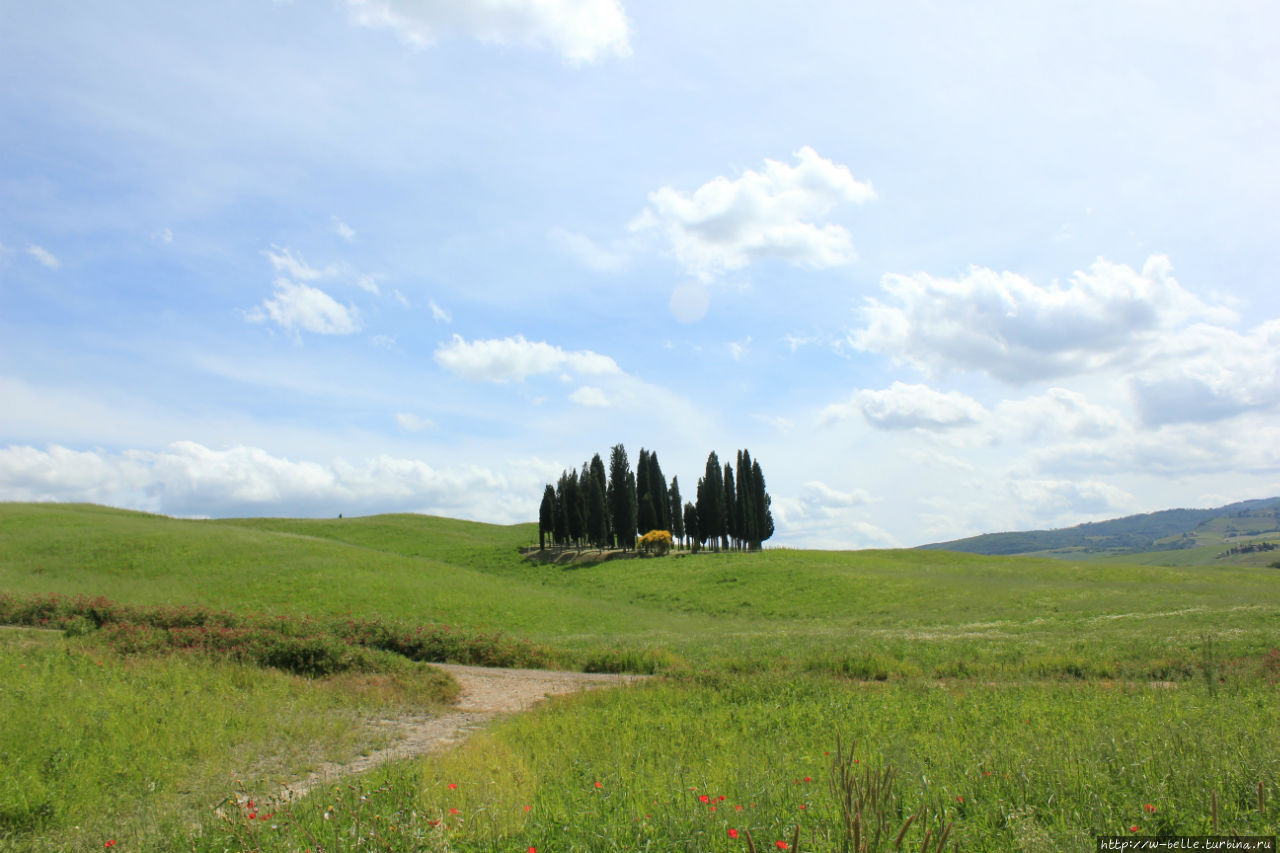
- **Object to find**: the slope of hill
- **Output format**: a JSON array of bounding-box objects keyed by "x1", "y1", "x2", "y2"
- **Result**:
[{"x1": 918, "y1": 496, "x2": 1280, "y2": 560}]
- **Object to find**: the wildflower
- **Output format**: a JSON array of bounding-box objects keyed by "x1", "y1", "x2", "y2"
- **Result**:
[
  {"x1": 776, "y1": 842, "x2": 790, "y2": 850},
  {"x1": 594, "y1": 781, "x2": 603, "y2": 789},
  {"x1": 735, "y1": 805, "x2": 743, "y2": 811},
  {"x1": 448, "y1": 784, "x2": 457, "y2": 790},
  {"x1": 1144, "y1": 804, "x2": 1156, "y2": 813},
  {"x1": 104, "y1": 842, "x2": 116, "y2": 849},
  {"x1": 528, "y1": 847, "x2": 537, "y2": 853},
  {"x1": 803, "y1": 777, "x2": 811, "y2": 783},
  {"x1": 449, "y1": 808, "x2": 460, "y2": 815},
  {"x1": 1130, "y1": 826, "x2": 1139, "y2": 832},
  {"x1": 523, "y1": 805, "x2": 532, "y2": 812},
  {"x1": 699, "y1": 795, "x2": 711, "y2": 804},
  {"x1": 728, "y1": 828, "x2": 739, "y2": 839},
  {"x1": 799, "y1": 804, "x2": 807, "y2": 810},
  {"x1": 956, "y1": 796, "x2": 964, "y2": 803}
]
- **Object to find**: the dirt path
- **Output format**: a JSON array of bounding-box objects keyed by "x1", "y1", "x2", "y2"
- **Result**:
[{"x1": 277, "y1": 664, "x2": 645, "y2": 802}]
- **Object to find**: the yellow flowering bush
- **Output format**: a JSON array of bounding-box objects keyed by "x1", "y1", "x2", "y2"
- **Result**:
[{"x1": 638, "y1": 529, "x2": 673, "y2": 556}]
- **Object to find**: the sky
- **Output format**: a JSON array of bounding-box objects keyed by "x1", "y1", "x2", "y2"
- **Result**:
[{"x1": 2, "y1": 0, "x2": 1279, "y2": 548}]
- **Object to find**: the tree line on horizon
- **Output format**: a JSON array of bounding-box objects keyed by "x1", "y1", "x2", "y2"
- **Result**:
[{"x1": 538, "y1": 444, "x2": 774, "y2": 553}]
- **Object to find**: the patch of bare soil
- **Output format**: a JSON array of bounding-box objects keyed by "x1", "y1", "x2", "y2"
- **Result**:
[{"x1": 277, "y1": 664, "x2": 645, "y2": 802}]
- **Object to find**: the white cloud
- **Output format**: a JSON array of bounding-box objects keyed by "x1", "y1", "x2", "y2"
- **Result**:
[
  {"x1": 991, "y1": 388, "x2": 1126, "y2": 441},
  {"x1": 0, "y1": 442, "x2": 542, "y2": 523},
  {"x1": 26, "y1": 245, "x2": 61, "y2": 269},
  {"x1": 631, "y1": 146, "x2": 876, "y2": 281},
  {"x1": 1007, "y1": 477, "x2": 1135, "y2": 521},
  {"x1": 853, "y1": 255, "x2": 1235, "y2": 382},
  {"x1": 728, "y1": 336, "x2": 752, "y2": 362},
  {"x1": 332, "y1": 216, "x2": 356, "y2": 242},
  {"x1": 550, "y1": 227, "x2": 630, "y2": 272},
  {"x1": 264, "y1": 246, "x2": 330, "y2": 281},
  {"x1": 434, "y1": 334, "x2": 620, "y2": 382},
  {"x1": 773, "y1": 481, "x2": 892, "y2": 549},
  {"x1": 569, "y1": 385, "x2": 610, "y2": 407},
  {"x1": 1129, "y1": 319, "x2": 1280, "y2": 425},
  {"x1": 429, "y1": 299, "x2": 451, "y2": 322},
  {"x1": 371, "y1": 334, "x2": 396, "y2": 348},
  {"x1": 395, "y1": 412, "x2": 434, "y2": 432},
  {"x1": 248, "y1": 279, "x2": 361, "y2": 335},
  {"x1": 344, "y1": 0, "x2": 632, "y2": 64},
  {"x1": 823, "y1": 381, "x2": 987, "y2": 431},
  {"x1": 669, "y1": 281, "x2": 710, "y2": 323},
  {"x1": 356, "y1": 274, "x2": 380, "y2": 295}
]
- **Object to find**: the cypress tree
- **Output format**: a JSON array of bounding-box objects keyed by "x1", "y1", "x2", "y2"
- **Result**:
[
  {"x1": 696, "y1": 452, "x2": 723, "y2": 552},
  {"x1": 683, "y1": 501, "x2": 699, "y2": 553},
  {"x1": 553, "y1": 473, "x2": 569, "y2": 546},
  {"x1": 736, "y1": 449, "x2": 757, "y2": 550},
  {"x1": 636, "y1": 449, "x2": 656, "y2": 534},
  {"x1": 589, "y1": 453, "x2": 609, "y2": 544},
  {"x1": 752, "y1": 458, "x2": 774, "y2": 546},
  {"x1": 723, "y1": 462, "x2": 737, "y2": 550},
  {"x1": 563, "y1": 469, "x2": 584, "y2": 549},
  {"x1": 625, "y1": 470, "x2": 638, "y2": 546},
  {"x1": 538, "y1": 484, "x2": 555, "y2": 550},
  {"x1": 668, "y1": 476, "x2": 684, "y2": 547},
  {"x1": 607, "y1": 444, "x2": 635, "y2": 550},
  {"x1": 648, "y1": 451, "x2": 670, "y2": 532},
  {"x1": 584, "y1": 464, "x2": 608, "y2": 548}
]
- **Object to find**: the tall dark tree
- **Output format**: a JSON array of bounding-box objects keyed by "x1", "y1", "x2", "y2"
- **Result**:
[
  {"x1": 751, "y1": 457, "x2": 775, "y2": 547},
  {"x1": 585, "y1": 462, "x2": 608, "y2": 548},
  {"x1": 736, "y1": 450, "x2": 757, "y2": 550},
  {"x1": 696, "y1": 451, "x2": 724, "y2": 552},
  {"x1": 668, "y1": 476, "x2": 684, "y2": 547},
  {"x1": 553, "y1": 473, "x2": 569, "y2": 546},
  {"x1": 607, "y1": 444, "x2": 636, "y2": 550},
  {"x1": 624, "y1": 470, "x2": 638, "y2": 547},
  {"x1": 635, "y1": 449, "x2": 656, "y2": 534},
  {"x1": 683, "y1": 501, "x2": 700, "y2": 554},
  {"x1": 589, "y1": 453, "x2": 610, "y2": 544},
  {"x1": 562, "y1": 469, "x2": 585, "y2": 549},
  {"x1": 723, "y1": 462, "x2": 737, "y2": 550},
  {"x1": 538, "y1": 484, "x2": 556, "y2": 550},
  {"x1": 648, "y1": 451, "x2": 671, "y2": 532}
]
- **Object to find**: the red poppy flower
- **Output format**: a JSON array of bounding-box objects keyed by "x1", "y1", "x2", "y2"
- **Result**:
[
  {"x1": 1144, "y1": 804, "x2": 1156, "y2": 813},
  {"x1": 528, "y1": 847, "x2": 537, "y2": 853},
  {"x1": 799, "y1": 804, "x2": 807, "y2": 810},
  {"x1": 699, "y1": 795, "x2": 710, "y2": 804},
  {"x1": 803, "y1": 777, "x2": 811, "y2": 783},
  {"x1": 956, "y1": 796, "x2": 964, "y2": 803},
  {"x1": 449, "y1": 808, "x2": 460, "y2": 815},
  {"x1": 776, "y1": 842, "x2": 790, "y2": 850},
  {"x1": 447, "y1": 783, "x2": 457, "y2": 790},
  {"x1": 104, "y1": 843, "x2": 116, "y2": 849},
  {"x1": 1130, "y1": 826, "x2": 1139, "y2": 832},
  {"x1": 735, "y1": 805, "x2": 743, "y2": 811},
  {"x1": 595, "y1": 781, "x2": 603, "y2": 789},
  {"x1": 728, "y1": 828, "x2": 739, "y2": 839}
]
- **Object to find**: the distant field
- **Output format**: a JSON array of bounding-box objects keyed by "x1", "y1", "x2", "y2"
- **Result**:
[{"x1": 2, "y1": 502, "x2": 1278, "y2": 851}]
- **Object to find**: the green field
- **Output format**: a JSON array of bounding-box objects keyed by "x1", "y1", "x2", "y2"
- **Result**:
[{"x1": 2, "y1": 502, "x2": 1278, "y2": 851}]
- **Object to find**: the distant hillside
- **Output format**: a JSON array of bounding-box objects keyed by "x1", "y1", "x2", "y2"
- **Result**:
[{"x1": 919, "y1": 497, "x2": 1280, "y2": 557}]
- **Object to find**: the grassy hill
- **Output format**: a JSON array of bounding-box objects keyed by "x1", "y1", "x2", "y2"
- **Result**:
[
  {"x1": 919, "y1": 496, "x2": 1280, "y2": 563},
  {"x1": 3, "y1": 501, "x2": 1277, "y2": 677},
  {"x1": 3, "y1": 502, "x2": 1280, "y2": 852}
]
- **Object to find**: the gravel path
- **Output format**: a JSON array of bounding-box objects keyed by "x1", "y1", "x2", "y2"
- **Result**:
[{"x1": 277, "y1": 664, "x2": 645, "y2": 801}]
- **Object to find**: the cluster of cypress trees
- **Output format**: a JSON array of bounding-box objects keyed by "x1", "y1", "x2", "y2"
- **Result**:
[{"x1": 537, "y1": 444, "x2": 773, "y2": 553}]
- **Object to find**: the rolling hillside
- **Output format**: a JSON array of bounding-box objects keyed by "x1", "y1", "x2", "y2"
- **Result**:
[{"x1": 918, "y1": 496, "x2": 1280, "y2": 561}]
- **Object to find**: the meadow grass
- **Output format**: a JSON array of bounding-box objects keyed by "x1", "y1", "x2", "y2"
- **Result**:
[
  {"x1": 2, "y1": 502, "x2": 1279, "y2": 851},
  {"x1": 0, "y1": 627, "x2": 455, "y2": 853}
]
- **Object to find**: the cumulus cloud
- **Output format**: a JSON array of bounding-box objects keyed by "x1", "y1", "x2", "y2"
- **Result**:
[
  {"x1": 773, "y1": 481, "x2": 892, "y2": 549},
  {"x1": 429, "y1": 299, "x2": 451, "y2": 322},
  {"x1": 1007, "y1": 477, "x2": 1135, "y2": 520},
  {"x1": 991, "y1": 388, "x2": 1126, "y2": 440},
  {"x1": 631, "y1": 146, "x2": 875, "y2": 281},
  {"x1": 0, "y1": 442, "x2": 541, "y2": 522},
  {"x1": 568, "y1": 385, "x2": 610, "y2": 407},
  {"x1": 853, "y1": 255, "x2": 1235, "y2": 382},
  {"x1": 264, "y1": 246, "x2": 330, "y2": 281},
  {"x1": 1129, "y1": 319, "x2": 1280, "y2": 426},
  {"x1": 434, "y1": 334, "x2": 619, "y2": 382},
  {"x1": 332, "y1": 216, "x2": 356, "y2": 242},
  {"x1": 395, "y1": 412, "x2": 434, "y2": 432},
  {"x1": 248, "y1": 279, "x2": 361, "y2": 335},
  {"x1": 344, "y1": 0, "x2": 631, "y2": 64},
  {"x1": 26, "y1": 245, "x2": 61, "y2": 269},
  {"x1": 822, "y1": 382, "x2": 987, "y2": 431},
  {"x1": 550, "y1": 227, "x2": 630, "y2": 272}
]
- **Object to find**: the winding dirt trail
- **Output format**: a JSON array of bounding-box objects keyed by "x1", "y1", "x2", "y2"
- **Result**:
[{"x1": 278, "y1": 664, "x2": 646, "y2": 802}]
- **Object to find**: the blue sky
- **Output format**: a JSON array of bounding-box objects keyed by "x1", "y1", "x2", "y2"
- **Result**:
[{"x1": 3, "y1": 0, "x2": 1278, "y2": 547}]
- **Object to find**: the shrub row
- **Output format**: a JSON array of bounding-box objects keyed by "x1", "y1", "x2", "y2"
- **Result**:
[{"x1": 0, "y1": 592, "x2": 557, "y2": 676}]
